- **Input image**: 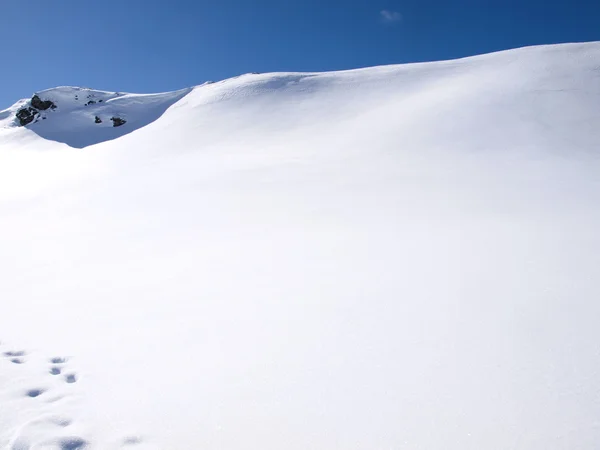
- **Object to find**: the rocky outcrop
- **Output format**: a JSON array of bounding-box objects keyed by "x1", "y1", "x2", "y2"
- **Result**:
[
  {"x1": 30, "y1": 95, "x2": 56, "y2": 111},
  {"x1": 95, "y1": 116, "x2": 102, "y2": 124},
  {"x1": 111, "y1": 117, "x2": 126, "y2": 127},
  {"x1": 15, "y1": 95, "x2": 56, "y2": 126},
  {"x1": 16, "y1": 107, "x2": 38, "y2": 126}
]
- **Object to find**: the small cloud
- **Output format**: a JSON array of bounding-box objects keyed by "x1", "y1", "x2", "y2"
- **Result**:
[{"x1": 380, "y1": 10, "x2": 402, "y2": 23}]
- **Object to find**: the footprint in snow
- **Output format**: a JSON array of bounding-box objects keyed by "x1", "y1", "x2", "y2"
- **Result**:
[
  {"x1": 26, "y1": 388, "x2": 45, "y2": 398},
  {"x1": 10, "y1": 420, "x2": 87, "y2": 450},
  {"x1": 3, "y1": 345, "x2": 136, "y2": 449},
  {"x1": 123, "y1": 436, "x2": 143, "y2": 445},
  {"x1": 50, "y1": 356, "x2": 68, "y2": 364},
  {"x1": 4, "y1": 350, "x2": 26, "y2": 364},
  {"x1": 64, "y1": 373, "x2": 77, "y2": 384},
  {"x1": 48, "y1": 357, "x2": 78, "y2": 384},
  {"x1": 56, "y1": 437, "x2": 89, "y2": 449}
]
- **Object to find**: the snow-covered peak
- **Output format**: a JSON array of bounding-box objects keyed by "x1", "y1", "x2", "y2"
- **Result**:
[{"x1": 0, "y1": 86, "x2": 192, "y2": 148}]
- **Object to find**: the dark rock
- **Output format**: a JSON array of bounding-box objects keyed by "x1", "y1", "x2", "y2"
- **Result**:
[
  {"x1": 16, "y1": 107, "x2": 38, "y2": 126},
  {"x1": 98, "y1": 99, "x2": 103, "y2": 103},
  {"x1": 111, "y1": 117, "x2": 126, "y2": 127},
  {"x1": 94, "y1": 116, "x2": 102, "y2": 124},
  {"x1": 31, "y1": 95, "x2": 55, "y2": 111},
  {"x1": 85, "y1": 100, "x2": 96, "y2": 106}
]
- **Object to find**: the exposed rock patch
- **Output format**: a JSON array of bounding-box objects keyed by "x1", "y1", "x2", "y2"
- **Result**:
[
  {"x1": 111, "y1": 117, "x2": 126, "y2": 127},
  {"x1": 31, "y1": 95, "x2": 56, "y2": 111},
  {"x1": 16, "y1": 107, "x2": 39, "y2": 126},
  {"x1": 15, "y1": 95, "x2": 56, "y2": 126},
  {"x1": 95, "y1": 116, "x2": 102, "y2": 124}
]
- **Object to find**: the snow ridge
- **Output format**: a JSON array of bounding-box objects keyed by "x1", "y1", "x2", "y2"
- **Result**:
[{"x1": 1, "y1": 86, "x2": 192, "y2": 148}]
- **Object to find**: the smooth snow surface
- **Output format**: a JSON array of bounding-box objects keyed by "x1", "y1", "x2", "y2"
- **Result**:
[{"x1": 1, "y1": 42, "x2": 600, "y2": 449}]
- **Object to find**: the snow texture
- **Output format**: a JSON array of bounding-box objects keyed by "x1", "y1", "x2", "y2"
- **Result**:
[{"x1": 1, "y1": 42, "x2": 600, "y2": 449}]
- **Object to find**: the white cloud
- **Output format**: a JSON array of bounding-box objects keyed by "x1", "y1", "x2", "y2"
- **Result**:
[{"x1": 380, "y1": 10, "x2": 402, "y2": 23}]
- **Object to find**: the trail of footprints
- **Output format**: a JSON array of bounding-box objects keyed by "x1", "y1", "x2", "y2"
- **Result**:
[
  {"x1": 2, "y1": 348, "x2": 89, "y2": 449},
  {"x1": 2, "y1": 351, "x2": 79, "y2": 392},
  {"x1": 48, "y1": 356, "x2": 78, "y2": 385},
  {"x1": 2, "y1": 343, "x2": 143, "y2": 449}
]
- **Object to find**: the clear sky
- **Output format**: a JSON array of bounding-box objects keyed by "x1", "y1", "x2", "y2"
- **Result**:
[{"x1": 1, "y1": 0, "x2": 599, "y2": 107}]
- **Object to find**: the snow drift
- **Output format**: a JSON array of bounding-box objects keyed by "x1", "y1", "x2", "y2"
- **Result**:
[{"x1": 1, "y1": 42, "x2": 600, "y2": 449}]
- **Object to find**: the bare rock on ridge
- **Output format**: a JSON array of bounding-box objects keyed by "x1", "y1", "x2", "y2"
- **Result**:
[
  {"x1": 30, "y1": 95, "x2": 56, "y2": 111},
  {"x1": 15, "y1": 107, "x2": 38, "y2": 126}
]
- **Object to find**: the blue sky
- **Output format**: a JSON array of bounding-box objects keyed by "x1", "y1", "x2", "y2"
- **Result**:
[{"x1": 1, "y1": 0, "x2": 599, "y2": 107}]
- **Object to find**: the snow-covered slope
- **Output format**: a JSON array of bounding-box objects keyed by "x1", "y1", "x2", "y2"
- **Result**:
[
  {"x1": 1, "y1": 42, "x2": 600, "y2": 449},
  {"x1": 0, "y1": 86, "x2": 192, "y2": 148}
]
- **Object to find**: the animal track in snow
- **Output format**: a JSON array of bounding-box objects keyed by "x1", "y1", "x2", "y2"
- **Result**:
[
  {"x1": 4, "y1": 347, "x2": 88, "y2": 450},
  {"x1": 50, "y1": 417, "x2": 72, "y2": 427},
  {"x1": 47, "y1": 357, "x2": 78, "y2": 384},
  {"x1": 0, "y1": 342, "x2": 26, "y2": 364},
  {"x1": 4, "y1": 350, "x2": 26, "y2": 364},
  {"x1": 3, "y1": 342, "x2": 140, "y2": 449},
  {"x1": 64, "y1": 373, "x2": 77, "y2": 384},
  {"x1": 55, "y1": 436, "x2": 89, "y2": 449},
  {"x1": 50, "y1": 357, "x2": 68, "y2": 364},
  {"x1": 9, "y1": 416, "x2": 86, "y2": 450},
  {"x1": 123, "y1": 436, "x2": 143, "y2": 445},
  {"x1": 26, "y1": 388, "x2": 45, "y2": 398}
]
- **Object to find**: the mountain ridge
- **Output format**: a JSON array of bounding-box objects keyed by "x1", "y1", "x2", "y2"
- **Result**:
[{"x1": 1, "y1": 40, "x2": 599, "y2": 149}]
